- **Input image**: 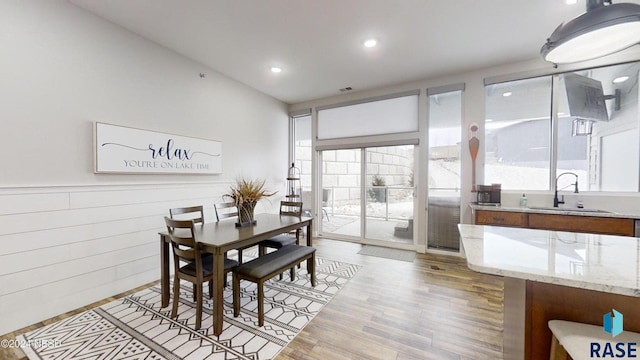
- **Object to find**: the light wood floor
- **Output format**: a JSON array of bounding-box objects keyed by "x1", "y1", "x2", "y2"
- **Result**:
[{"x1": 0, "y1": 238, "x2": 504, "y2": 360}]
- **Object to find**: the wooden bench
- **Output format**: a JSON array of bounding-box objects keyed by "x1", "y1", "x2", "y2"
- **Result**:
[
  {"x1": 549, "y1": 320, "x2": 640, "y2": 359},
  {"x1": 232, "y1": 244, "x2": 316, "y2": 326}
]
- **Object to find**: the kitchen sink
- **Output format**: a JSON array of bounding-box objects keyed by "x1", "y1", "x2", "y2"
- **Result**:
[{"x1": 528, "y1": 206, "x2": 612, "y2": 214}]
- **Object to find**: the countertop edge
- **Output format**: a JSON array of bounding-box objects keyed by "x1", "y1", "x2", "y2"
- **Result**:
[
  {"x1": 465, "y1": 261, "x2": 640, "y2": 297},
  {"x1": 470, "y1": 204, "x2": 640, "y2": 219}
]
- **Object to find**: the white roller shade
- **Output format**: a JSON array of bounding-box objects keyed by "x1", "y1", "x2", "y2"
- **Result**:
[{"x1": 317, "y1": 93, "x2": 419, "y2": 140}]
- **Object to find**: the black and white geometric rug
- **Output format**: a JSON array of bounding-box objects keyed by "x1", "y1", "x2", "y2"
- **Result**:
[{"x1": 18, "y1": 256, "x2": 360, "y2": 360}]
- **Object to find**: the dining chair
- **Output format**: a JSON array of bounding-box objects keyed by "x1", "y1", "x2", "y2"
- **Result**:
[
  {"x1": 214, "y1": 202, "x2": 252, "y2": 264},
  {"x1": 169, "y1": 205, "x2": 235, "y2": 291},
  {"x1": 164, "y1": 217, "x2": 238, "y2": 329},
  {"x1": 257, "y1": 201, "x2": 303, "y2": 279},
  {"x1": 258, "y1": 201, "x2": 303, "y2": 255},
  {"x1": 169, "y1": 205, "x2": 214, "y2": 293}
]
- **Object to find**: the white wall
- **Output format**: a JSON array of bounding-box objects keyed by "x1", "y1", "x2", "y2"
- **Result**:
[{"x1": 0, "y1": 1, "x2": 288, "y2": 335}]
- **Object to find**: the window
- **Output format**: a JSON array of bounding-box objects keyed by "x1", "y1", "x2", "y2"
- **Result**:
[
  {"x1": 556, "y1": 63, "x2": 639, "y2": 192},
  {"x1": 484, "y1": 77, "x2": 552, "y2": 190},
  {"x1": 428, "y1": 90, "x2": 462, "y2": 192},
  {"x1": 292, "y1": 114, "x2": 312, "y2": 190},
  {"x1": 428, "y1": 87, "x2": 463, "y2": 251},
  {"x1": 485, "y1": 61, "x2": 640, "y2": 192}
]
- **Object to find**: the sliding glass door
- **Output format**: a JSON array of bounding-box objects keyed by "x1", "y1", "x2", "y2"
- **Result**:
[
  {"x1": 320, "y1": 145, "x2": 415, "y2": 245},
  {"x1": 364, "y1": 145, "x2": 414, "y2": 244},
  {"x1": 320, "y1": 149, "x2": 362, "y2": 239}
]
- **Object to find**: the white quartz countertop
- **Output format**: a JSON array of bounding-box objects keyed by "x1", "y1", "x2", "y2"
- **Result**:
[
  {"x1": 469, "y1": 204, "x2": 640, "y2": 219},
  {"x1": 458, "y1": 224, "x2": 640, "y2": 297}
]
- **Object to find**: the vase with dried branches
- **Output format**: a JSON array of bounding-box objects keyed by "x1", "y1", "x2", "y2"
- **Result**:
[{"x1": 223, "y1": 177, "x2": 276, "y2": 227}]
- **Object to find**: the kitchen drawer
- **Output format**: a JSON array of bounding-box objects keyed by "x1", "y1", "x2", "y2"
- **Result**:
[
  {"x1": 528, "y1": 213, "x2": 635, "y2": 236},
  {"x1": 475, "y1": 210, "x2": 527, "y2": 227}
]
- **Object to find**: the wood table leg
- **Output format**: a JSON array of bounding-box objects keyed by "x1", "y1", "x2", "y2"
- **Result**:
[
  {"x1": 306, "y1": 220, "x2": 312, "y2": 247},
  {"x1": 160, "y1": 234, "x2": 170, "y2": 308},
  {"x1": 212, "y1": 249, "x2": 225, "y2": 336}
]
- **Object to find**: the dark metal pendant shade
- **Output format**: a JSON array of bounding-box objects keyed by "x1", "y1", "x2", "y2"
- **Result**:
[{"x1": 541, "y1": 2, "x2": 640, "y2": 64}]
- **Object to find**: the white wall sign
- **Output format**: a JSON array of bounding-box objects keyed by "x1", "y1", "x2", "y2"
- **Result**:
[{"x1": 94, "y1": 122, "x2": 222, "y2": 174}]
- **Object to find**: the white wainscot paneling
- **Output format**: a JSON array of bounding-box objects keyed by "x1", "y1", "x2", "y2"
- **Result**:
[
  {"x1": 0, "y1": 197, "x2": 207, "y2": 236},
  {"x1": 115, "y1": 255, "x2": 159, "y2": 280},
  {"x1": 0, "y1": 247, "x2": 159, "y2": 334},
  {"x1": 0, "y1": 192, "x2": 69, "y2": 215},
  {"x1": 0, "y1": 215, "x2": 162, "y2": 255},
  {"x1": 0, "y1": 237, "x2": 158, "y2": 295},
  {"x1": 0, "y1": 268, "x2": 159, "y2": 335},
  {"x1": 0, "y1": 184, "x2": 238, "y2": 237},
  {"x1": 69, "y1": 183, "x2": 222, "y2": 208},
  {"x1": 0, "y1": 182, "x2": 228, "y2": 335}
]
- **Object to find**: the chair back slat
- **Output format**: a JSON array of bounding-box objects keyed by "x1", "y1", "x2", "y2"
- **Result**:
[
  {"x1": 169, "y1": 205, "x2": 205, "y2": 224},
  {"x1": 214, "y1": 202, "x2": 238, "y2": 222},
  {"x1": 280, "y1": 201, "x2": 303, "y2": 217}
]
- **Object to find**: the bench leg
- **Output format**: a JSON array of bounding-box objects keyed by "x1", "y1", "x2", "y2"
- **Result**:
[
  {"x1": 233, "y1": 274, "x2": 240, "y2": 318},
  {"x1": 258, "y1": 279, "x2": 265, "y2": 327},
  {"x1": 296, "y1": 230, "x2": 301, "y2": 269},
  {"x1": 290, "y1": 266, "x2": 295, "y2": 281}
]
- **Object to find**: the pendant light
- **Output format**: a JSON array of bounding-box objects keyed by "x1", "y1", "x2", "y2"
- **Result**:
[{"x1": 541, "y1": 0, "x2": 640, "y2": 64}]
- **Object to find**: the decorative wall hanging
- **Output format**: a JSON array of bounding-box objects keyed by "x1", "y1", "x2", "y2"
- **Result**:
[
  {"x1": 468, "y1": 123, "x2": 479, "y2": 192},
  {"x1": 94, "y1": 122, "x2": 222, "y2": 174}
]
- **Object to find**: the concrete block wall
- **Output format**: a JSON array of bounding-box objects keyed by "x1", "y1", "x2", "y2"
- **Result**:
[{"x1": 294, "y1": 144, "x2": 413, "y2": 207}]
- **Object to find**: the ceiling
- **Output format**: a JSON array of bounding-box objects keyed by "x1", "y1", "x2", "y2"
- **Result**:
[{"x1": 68, "y1": 0, "x2": 630, "y2": 105}]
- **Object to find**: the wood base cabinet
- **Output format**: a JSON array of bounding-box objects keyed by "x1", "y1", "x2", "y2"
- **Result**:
[
  {"x1": 474, "y1": 210, "x2": 635, "y2": 237},
  {"x1": 528, "y1": 213, "x2": 634, "y2": 236},
  {"x1": 475, "y1": 210, "x2": 528, "y2": 228}
]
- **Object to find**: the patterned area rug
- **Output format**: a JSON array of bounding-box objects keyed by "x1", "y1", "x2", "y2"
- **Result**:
[
  {"x1": 357, "y1": 245, "x2": 416, "y2": 262},
  {"x1": 18, "y1": 256, "x2": 359, "y2": 360}
]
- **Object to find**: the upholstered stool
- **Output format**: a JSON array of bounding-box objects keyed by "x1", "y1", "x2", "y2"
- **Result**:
[{"x1": 549, "y1": 320, "x2": 640, "y2": 360}]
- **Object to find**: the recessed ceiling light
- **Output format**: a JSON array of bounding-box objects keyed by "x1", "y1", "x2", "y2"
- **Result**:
[
  {"x1": 270, "y1": 67, "x2": 282, "y2": 73},
  {"x1": 565, "y1": 0, "x2": 577, "y2": 4},
  {"x1": 613, "y1": 76, "x2": 629, "y2": 83},
  {"x1": 502, "y1": 91, "x2": 512, "y2": 97},
  {"x1": 364, "y1": 39, "x2": 378, "y2": 48}
]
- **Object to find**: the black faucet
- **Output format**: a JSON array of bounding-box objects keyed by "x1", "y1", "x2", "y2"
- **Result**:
[{"x1": 554, "y1": 172, "x2": 579, "y2": 207}]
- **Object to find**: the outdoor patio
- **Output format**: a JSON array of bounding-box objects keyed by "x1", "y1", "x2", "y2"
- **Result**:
[{"x1": 319, "y1": 200, "x2": 414, "y2": 244}]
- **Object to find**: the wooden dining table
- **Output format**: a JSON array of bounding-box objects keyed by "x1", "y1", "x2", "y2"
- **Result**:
[{"x1": 159, "y1": 213, "x2": 313, "y2": 336}]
